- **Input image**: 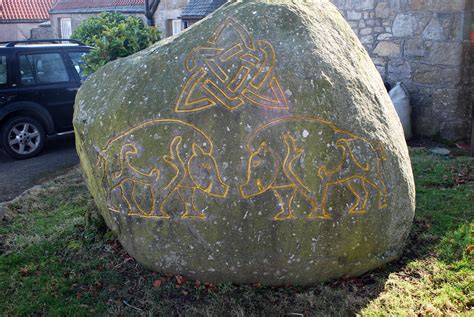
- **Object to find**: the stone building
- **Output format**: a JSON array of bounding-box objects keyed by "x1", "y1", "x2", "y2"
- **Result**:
[
  {"x1": 0, "y1": 0, "x2": 53, "y2": 42},
  {"x1": 48, "y1": 0, "x2": 226, "y2": 41},
  {"x1": 49, "y1": 0, "x2": 145, "y2": 39},
  {"x1": 153, "y1": 0, "x2": 226, "y2": 37},
  {"x1": 152, "y1": 0, "x2": 187, "y2": 37},
  {"x1": 331, "y1": 0, "x2": 473, "y2": 140}
]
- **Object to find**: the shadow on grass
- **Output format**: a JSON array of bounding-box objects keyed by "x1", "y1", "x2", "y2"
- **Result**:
[{"x1": 0, "y1": 148, "x2": 472, "y2": 316}]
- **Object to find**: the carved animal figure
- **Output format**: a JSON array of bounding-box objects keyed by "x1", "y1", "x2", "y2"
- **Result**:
[
  {"x1": 239, "y1": 116, "x2": 388, "y2": 220},
  {"x1": 96, "y1": 119, "x2": 229, "y2": 219},
  {"x1": 109, "y1": 143, "x2": 160, "y2": 216}
]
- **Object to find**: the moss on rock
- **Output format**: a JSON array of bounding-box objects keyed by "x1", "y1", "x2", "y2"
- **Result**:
[{"x1": 74, "y1": 0, "x2": 415, "y2": 285}]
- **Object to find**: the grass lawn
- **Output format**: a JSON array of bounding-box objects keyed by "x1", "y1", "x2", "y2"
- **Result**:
[{"x1": 0, "y1": 148, "x2": 472, "y2": 316}]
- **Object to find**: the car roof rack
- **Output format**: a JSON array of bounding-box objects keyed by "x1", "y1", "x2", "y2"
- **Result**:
[{"x1": 0, "y1": 39, "x2": 86, "y2": 47}]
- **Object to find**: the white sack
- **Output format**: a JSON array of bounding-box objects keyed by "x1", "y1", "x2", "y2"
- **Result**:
[{"x1": 389, "y1": 82, "x2": 412, "y2": 140}]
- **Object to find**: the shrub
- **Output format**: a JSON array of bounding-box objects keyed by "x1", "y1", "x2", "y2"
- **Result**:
[{"x1": 71, "y1": 12, "x2": 160, "y2": 74}]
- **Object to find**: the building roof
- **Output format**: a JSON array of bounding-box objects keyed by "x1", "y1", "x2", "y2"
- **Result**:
[
  {"x1": 50, "y1": 0, "x2": 144, "y2": 14},
  {"x1": 181, "y1": 0, "x2": 226, "y2": 18},
  {"x1": 0, "y1": 0, "x2": 54, "y2": 22}
]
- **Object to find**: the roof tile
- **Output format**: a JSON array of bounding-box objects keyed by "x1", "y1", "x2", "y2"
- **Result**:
[
  {"x1": 181, "y1": 0, "x2": 227, "y2": 18},
  {"x1": 0, "y1": 0, "x2": 54, "y2": 21},
  {"x1": 51, "y1": 0, "x2": 144, "y2": 12}
]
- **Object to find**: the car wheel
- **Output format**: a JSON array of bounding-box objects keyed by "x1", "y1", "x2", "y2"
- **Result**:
[{"x1": 1, "y1": 116, "x2": 46, "y2": 159}]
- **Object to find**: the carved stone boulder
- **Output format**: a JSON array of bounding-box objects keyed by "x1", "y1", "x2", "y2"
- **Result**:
[{"x1": 74, "y1": 0, "x2": 415, "y2": 285}]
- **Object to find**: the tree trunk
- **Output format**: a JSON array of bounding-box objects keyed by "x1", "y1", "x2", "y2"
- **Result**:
[{"x1": 145, "y1": 0, "x2": 161, "y2": 27}]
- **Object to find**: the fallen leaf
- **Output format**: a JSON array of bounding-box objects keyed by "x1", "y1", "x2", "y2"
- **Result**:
[
  {"x1": 175, "y1": 275, "x2": 186, "y2": 285},
  {"x1": 204, "y1": 282, "x2": 217, "y2": 293},
  {"x1": 153, "y1": 280, "x2": 162, "y2": 288},
  {"x1": 19, "y1": 267, "x2": 29, "y2": 276}
]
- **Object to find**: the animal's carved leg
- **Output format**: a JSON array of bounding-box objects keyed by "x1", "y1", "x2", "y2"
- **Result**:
[
  {"x1": 153, "y1": 190, "x2": 175, "y2": 219},
  {"x1": 376, "y1": 180, "x2": 388, "y2": 209},
  {"x1": 347, "y1": 178, "x2": 369, "y2": 214},
  {"x1": 110, "y1": 185, "x2": 126, "y2": 212},
  {"x1": 272, "y1": 186, "x2": 297, "y2": 220},
  {"x1": 130, "y1": 182, "x2": 156, "y2": 216},
  {"x1": 363, "y1": 178, "x2": 388, "y2": 210},
  {"x1": 307, "y1": 204, "x2": 331, "y2": 220},
  {"x1": 307, "y1": 181, "x2": 332, "y2": 220},
  {"x1": 178, "y1": 187, "x2": 206, "y2": 219},
  {"x1": 120, "y1": 180, "x2": 140, "y2": 215}
]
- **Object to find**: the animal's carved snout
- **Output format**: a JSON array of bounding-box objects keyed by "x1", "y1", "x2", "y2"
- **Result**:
[{"x1": 189, "y1": 142, "x2": 229, "y2": 198}]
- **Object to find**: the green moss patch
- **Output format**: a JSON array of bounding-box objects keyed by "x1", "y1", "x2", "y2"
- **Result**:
[{"x1": 0, "y1": 148, "x2": 472, "y2": 315}]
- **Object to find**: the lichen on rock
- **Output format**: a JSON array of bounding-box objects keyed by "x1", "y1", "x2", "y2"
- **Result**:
[{"x1": 74, "y1": 0, "x2": 415, "y2": 285}]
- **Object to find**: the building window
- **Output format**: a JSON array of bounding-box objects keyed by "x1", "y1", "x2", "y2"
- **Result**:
[
  {"x1": 60, "y1": 18, "x2": 72, "y2": 39},
  {"x1": 172, "y1": 19, "x2": 183, "y2": 35}
]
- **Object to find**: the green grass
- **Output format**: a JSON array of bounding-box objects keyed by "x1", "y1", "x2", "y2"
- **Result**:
[{"x1": 0, "y1": 148, "x2": 472, "y2": 316}]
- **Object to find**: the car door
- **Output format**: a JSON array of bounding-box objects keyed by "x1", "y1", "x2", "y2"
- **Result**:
[
  {"x1": 0, "y1": 52, "x2": 18, "y2": 107},
  {"x1": 66, "y1": 50, "x2": 90, "y2": 83},
  {"x1": 16, "y1": 50, "x2": 79, "y2": 132}
]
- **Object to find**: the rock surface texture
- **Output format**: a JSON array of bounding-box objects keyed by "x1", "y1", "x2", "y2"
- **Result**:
[{"x1": 74, "y1": 0, "x2": 416, "y2": 285}]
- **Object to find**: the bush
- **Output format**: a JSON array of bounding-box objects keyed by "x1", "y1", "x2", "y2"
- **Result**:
[{"x1": 71, "y1": 12, "x2": 160, "y2": 74}]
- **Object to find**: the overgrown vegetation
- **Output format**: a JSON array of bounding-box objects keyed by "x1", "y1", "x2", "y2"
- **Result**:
[
  {"x1": 0, "y1": 149, "x2": 472, "y2": 315},
  {"x1": 71, "y1": 12, "x2": 160, "y2": 74}
]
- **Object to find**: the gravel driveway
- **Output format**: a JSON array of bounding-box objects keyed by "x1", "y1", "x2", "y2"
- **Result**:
[{"x1": 0, "y1": 134, "x2": 79, "y2": 202}]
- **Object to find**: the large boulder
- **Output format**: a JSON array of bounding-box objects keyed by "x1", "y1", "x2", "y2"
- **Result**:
[{"x1": 74, "y1": 0, "x2": 415, "y2": 285}]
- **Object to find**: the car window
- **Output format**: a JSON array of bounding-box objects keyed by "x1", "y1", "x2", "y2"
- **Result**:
[
  {"x1": 68, "y1": 51, "x2": 88, "y2": 81},
  {"x1": 19, "y1": 53, "x2": 69, "y2": 86},
  {"x1": 0, "y1": 56, "x2": 7, "y2": 84}
]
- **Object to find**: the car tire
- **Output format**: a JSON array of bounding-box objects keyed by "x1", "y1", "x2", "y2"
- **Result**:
[{"x1": 1, "y1": 116, "x2": 46, "y2": 159}]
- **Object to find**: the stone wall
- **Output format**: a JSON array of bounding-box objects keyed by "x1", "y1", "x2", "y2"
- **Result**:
[
  {"x1": 153, "y1": 0, "x2": 188, "y2": 37},
  {"x1": 0, "y1": 22, "x2": 43, "y2": 42},
  {"x1": 331, "y1": 0, "x2": 472, "y2": 140},
  {"x1": 30, "y1": 25, "x2": 54, "y2": 40}
]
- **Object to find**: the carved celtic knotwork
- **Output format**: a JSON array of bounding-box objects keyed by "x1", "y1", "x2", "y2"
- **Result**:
[{"x1": 175, "y1": 18, "x2": 289, "y2": 113}]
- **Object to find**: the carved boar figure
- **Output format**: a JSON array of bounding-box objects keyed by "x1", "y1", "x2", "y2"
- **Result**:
[
  {"x1": 96, "y1": 119, "x2": 229, "y2": 219},
  {"x1": 240, "y1": 116, "x2": 388, "y2": 220}
]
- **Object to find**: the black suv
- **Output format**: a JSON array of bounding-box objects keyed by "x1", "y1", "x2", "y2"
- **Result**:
[{"x1": 0, "y1": 39, "x2": 90, "y2": 159}]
